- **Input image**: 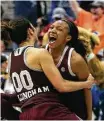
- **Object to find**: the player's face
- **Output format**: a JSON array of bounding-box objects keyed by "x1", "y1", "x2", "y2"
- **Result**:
[{"x1": 48, "y1": 20, "x2": 70, "y2": 49}]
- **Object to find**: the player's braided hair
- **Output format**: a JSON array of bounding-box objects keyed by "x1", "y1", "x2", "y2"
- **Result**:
[
  {"x1": 1, "y1": 18, "x2": 31, "y2": 45},
  {"x1": 61, "y1": 19, "x2": 86, "y2": 57}
]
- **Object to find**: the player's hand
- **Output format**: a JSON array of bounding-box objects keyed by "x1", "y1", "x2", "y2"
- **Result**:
[
  {"x1": 85, "y1": 74, "x2": 95, "y2": 89},
  {"x1": 27, "y1": 23, "x2": 38, "y2": 42}
]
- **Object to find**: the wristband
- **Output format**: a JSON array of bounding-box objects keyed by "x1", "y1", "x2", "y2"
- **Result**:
[{"x1": 86, "y1": 53, "x2": 95, "y2": 62}]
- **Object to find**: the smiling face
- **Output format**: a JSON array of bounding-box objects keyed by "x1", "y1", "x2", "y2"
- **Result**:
[
  {"x1": 47, "y1": 20, "x2": 71, "y2": 49},
  {"x1": 90, "y1": 7, "x2": 104, "y2": 20}
]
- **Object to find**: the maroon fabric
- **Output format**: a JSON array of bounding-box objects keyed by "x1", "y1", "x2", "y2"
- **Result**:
[
  {"x1": 9, "y1": 46, "x2": 80, "y2": 120},
  {"x1": 46, "y1": 45, "x2": 87, "y2": 119},
  {"x1": 20, "y1": 102, "x2": 79, "y2": 120},
  {"x1": 1, "y1": 94, "x2": 20, "y2": 120},
  {"x1": 10, "y1": 46, "x2": 58, "y2": 107}
]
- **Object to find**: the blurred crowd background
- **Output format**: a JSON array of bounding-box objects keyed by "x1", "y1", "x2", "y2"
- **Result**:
[
  {"x1": 1, "y1": 0, "x2": 104, "y2": 120},
  {"x1": 1, "y1": 0, "x2": 104, "y2": 52}
]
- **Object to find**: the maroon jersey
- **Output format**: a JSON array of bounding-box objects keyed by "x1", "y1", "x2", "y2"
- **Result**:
[
  {"x1": 8, "y1": 46, "x2": 80, "y2": 120},
  {"x1": 46, "y1": 44, "x2": 87, "y2": 120}
]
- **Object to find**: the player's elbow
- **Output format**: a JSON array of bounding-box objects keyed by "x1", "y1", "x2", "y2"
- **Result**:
[
  {"x1": 55, "y1": 82, "x2": 72, "y2": 93},
  {"x1": 55, "y1": 83, "x2": 67, "y2": 93},
  {"x1": 55, "y1": 87, "x2": 66, "y2": 93}
]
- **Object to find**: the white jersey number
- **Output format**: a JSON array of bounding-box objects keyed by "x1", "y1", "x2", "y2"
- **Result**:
[{"x1": 12, "y1": 70, "x2": 33, "y2": 92}]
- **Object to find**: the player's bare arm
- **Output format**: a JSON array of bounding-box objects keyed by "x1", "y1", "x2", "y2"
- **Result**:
[
  {"x1": 26, "y1": 48, "x2": 94, "y2": 93},
  {"x1": 69, "y1": 0, "x2": 82, "y2": 17}
]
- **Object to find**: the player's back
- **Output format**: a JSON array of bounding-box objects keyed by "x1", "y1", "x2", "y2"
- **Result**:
[
  {"x1": 9, "y1": 46, "x2": 60, "y2": 108},
  {"x1": 8, "y1": 46, "x2": 79, "y2": 120}
]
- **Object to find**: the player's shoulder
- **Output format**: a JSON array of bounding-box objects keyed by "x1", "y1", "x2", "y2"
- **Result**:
[
  {"x1": 28, "y1": 47, "x2": 48, "y2": 53},
  {"x1": 71, "y1": 50, "x2": 87, "y2": 71},
  {"x1": 71, "y1": 50, "x2": 84, "y2": 63},
  {"x1": 27, "y1": 47, "x2": 50, "y2": 59}
]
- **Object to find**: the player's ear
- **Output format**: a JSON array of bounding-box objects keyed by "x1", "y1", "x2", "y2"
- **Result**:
[
  {"x1": 27, "y1": 27, "x2": 34, "y2": 40},
  {"x1": 66, "y1": 35, "x2": 71, "y2": 42}
]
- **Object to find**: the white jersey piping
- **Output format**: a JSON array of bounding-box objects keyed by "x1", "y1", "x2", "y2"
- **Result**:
[
  {"x1": 68, "y1": 48, "x2": 76, "y2": 76},
  {"x1": 45, "y1": 44, "x2": 69, "y2": 67},
  {"x1": 8, "y1": 53, "x2": 12, "y2": 75},
  {"x1": 57, "y1": 46, "x2": 69, "y2": 67},
  {"x1": 45, "y1": 44, "x2": 49, "y2": 50}
]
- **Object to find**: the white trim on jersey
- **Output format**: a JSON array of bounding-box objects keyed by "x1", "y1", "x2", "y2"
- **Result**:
[
  {"x1": 45, "y1": 44, "x2": 76, "y2": 76},
  {"x1": 45, "y1": 44, "x2": 49, "y2": 50},
  {"x1": 8, "y1": 53, "x2": 12, "y2": 75},
  {"x1": 14, "y1": 46, "x2": 26, "y2": 56},
  {"x1": 57, "y1": 46, "x2": 69, "y2": 67},
  {"x1": 45, "y1": 44, "x2": 52, "y2": 54},
  {"x1": 68, "y1": 48, "x2": 76, "y2": 76},
  {"x1": 24, "y1": 47, "x2": 43, "y2": 72},
  {"x1": 75, "y1": 114, "x2": 83, "y2": 121}
]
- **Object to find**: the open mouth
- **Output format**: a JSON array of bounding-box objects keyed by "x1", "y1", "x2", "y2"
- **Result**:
[{"x1": 49, "y1": 37, "x2": 56, "y2": 44}]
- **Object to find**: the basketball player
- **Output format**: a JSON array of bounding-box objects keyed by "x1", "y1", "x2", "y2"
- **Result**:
[
  {"x1": 44, "y1": 19, "x2": 93, "y2": 120},
  {"x1": 1, "y1": 18, "x2": 94, "y2": 120},
  {"x1": 22, "y1": 23, "x2": 104, "y2": 88},
  {"x1": 30, "y1": 19, "x2": 104, "y2": 119}
]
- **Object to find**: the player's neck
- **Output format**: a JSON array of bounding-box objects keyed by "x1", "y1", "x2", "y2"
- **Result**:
[
  {"x1": 19, "y1": 41, "x2": 34, "y2": 47},
  {"x1": 50, "y1": 45, "x2": 65, "y2": 59}
]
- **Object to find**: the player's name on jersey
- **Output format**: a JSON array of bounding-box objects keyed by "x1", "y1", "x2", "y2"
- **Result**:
[{"x1": 17, "y1": 86, "x2": 50, "y2": 102}]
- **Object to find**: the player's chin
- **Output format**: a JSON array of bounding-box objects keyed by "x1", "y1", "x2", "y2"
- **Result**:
[{"x1": 48, "y1": 41, "x2": 56, "y2": 48}]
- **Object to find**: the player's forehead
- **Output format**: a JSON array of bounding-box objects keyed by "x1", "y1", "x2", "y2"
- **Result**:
[{"x1": 51, "y1": 20, "x2": 69, "y2": 29}]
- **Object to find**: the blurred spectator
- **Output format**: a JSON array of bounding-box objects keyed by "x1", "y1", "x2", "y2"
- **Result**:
[
  {"x1": 70, "y1": 1, "x2": 104, "y2": 35},
  {"x1": 1, "y1": 5, "x2": 4, "y2": 18},
  {"x1": 58, "y1": 0, "x2": 76, "y2": 20},
  {"x1": 91, "y1": 48, "x2": 104, "y2": 120},
  {"x1": 93, "y1": 33, "x2": 104, "y2": 54},
  {"x1": 14, "y1": 1, "x2": 48, "y2": 47},
  {"x1": 91, "y1": 84, "x2": 100, "y2": 120},
  {"x1": 49, "y1": 0, "x2": 76, "y2": 22},
  {"x1": 1, "y1": 19, "x2": 18, "y2": 52},
  {"x1": 70, "y1": 0, "x2": 104, "y2": 54},
  {"x1": 96, "y1": 48, "x2": 104, "y2": 61},
  {"x1": 91, "y1": 84, "x2": 104, "y2": 120},
  {"x1": 1, "y1": 55, "x2": 8, "y2": 91},
  {"x1": 78, "y1": 27, "x2": 104, "y2": 88},
  {"x1": 78, "y1": 1, "x2": 93, "y2": 11},
  {"x1": 1, "y1": 55, "x2": 15, "y2": 94},
  {"x1": 52, "y1": 7, "x2": 69, "y2": 21},
  {"x1": 14, "y1": 1, "x2": 47, "y2": 27},
  {"x1": 0, "y1": 40, "x2": 6, "y2": 54},
  {"x1": 14, "y1": 1, "x2": 37, "y2": 26},
  {"x1": 1, "y1": 55, "x2": 8, "y2": 74},
  {"x1": 48, "y1": 1, "x2": 61, "y2": 22},
  {"x1": 78, "y1": 28, "x2": 104, "y2": 119},
  {"x1": 36, "y1": 1, "x2": 47, "y2": 18},
  {"x1": 1, "y1": 1, "x2": 15, "y2": 20}
]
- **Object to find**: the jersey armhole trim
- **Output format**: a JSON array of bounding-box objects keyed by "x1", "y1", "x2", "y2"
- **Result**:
[
  {"x1": 68, "y1": 48, "x2": 76, "y2": 76},
  {"x1": 8, "y1": 53, "x2": 12, "y2": 75},
  {"x1": 45, "y1": 44, "x2": 49, "y2": 50}
]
